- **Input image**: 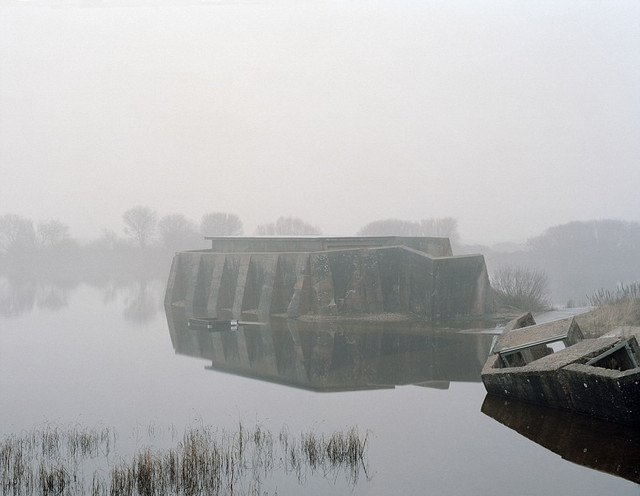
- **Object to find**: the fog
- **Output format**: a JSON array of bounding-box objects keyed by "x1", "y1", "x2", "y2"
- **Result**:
[{"x1": 1, "y1": 0, "x2": 639, "y2": 244}]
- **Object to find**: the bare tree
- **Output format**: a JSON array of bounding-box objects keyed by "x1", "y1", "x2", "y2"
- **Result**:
[
  {"x1": 491, "y1": 266, "x2": 551, "y2": 312},
  {"x1": 357, "y1": 217, "x2": 459, "y2": 243},
  {"x1": 0, "y1": 214, "x2": 37, "y2": 254},
  {"x1": 357, "y1": 219, "x2": 420, "y2": 236},
  {"x1": 97, "y1": 229, "x2": 122, "y2": 251},
  {"x1": 200, "y1": 212, "x2": 244, "y2": 236},
  {"x1": 419, "y1": 217, "x2": 460, "y2": 245},
  {"x1": 122, "y1": 206, "x2": 157, "y2": 248},
  {"x1": 255, "y1": 216, "x2": 322, "y2": 236},
  {"x1": 36, "y1": 220, "x2": 70, "y2": 248},
  {"x1": 159, "y1": 214, "x2": 200, "y2": 252}
]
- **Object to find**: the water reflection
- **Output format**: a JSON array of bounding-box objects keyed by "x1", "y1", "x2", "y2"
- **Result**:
[
  {"x1": 0, "y1": 273, "x2": 166, "y2": 325},
  {"x1": 122, "y1": 279, "x2": 162, "y2": 324},
  {"x1": 166, "y1": 305, "x2": 495, "y2": 392},
  {"x1": 0, "y1": 275, "x2": 72, "y2": 317},
  {"x1": 481, "y1": 395, "x2": 640, "y2": 484}
]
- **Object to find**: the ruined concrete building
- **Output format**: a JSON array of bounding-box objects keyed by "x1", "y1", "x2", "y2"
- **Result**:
[{"x1": 164, "y1": 236, "x2": 493, "y2": 321}]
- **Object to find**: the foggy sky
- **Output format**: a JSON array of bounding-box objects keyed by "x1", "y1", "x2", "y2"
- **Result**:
[{"x1": 1, "y1": 0, "x2": 639, "y2": 244}]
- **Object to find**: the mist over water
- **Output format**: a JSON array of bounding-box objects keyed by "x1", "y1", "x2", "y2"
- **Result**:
[{"x1": 1, "y1": 0, "x2": 639, "y2": 244}]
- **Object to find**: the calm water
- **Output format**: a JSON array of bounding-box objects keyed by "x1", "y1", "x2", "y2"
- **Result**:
[{"x1": 1, "y1": 273, "x2": 638, "y2": 495}]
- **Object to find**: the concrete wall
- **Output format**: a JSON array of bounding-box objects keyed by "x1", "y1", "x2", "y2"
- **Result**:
[{"x1": 165, "y1": 237, "x2": 492, "y2": 321}]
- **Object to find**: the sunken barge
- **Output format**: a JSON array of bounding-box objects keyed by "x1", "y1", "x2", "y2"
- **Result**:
[{"x1": 481, "y1": 313, "x2": 640, "y2": 424}]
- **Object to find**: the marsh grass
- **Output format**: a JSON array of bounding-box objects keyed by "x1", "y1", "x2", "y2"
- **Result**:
[
  {"x1": 587, "y1": 282, "x2": 640, "y2": 307},
  {"x1": 1, "y1": 425, "x2": 115, "y2": 496},
  {"x1": 1, "y1": 423, "x2": 370, "y2": 495},
  {"x1": 578, "y1": 282, "x2": 640, "y2": 336}
]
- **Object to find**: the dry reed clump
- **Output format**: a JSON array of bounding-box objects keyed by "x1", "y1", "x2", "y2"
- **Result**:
[
  {"x1": 1, "y1": 424, "x2": 115, "y2": 496},
  {"x1": 38, "y1": 461, "x2": 68, "y2": 496},
  {"x1": 587, "y1": 282, "x2": 640, "y2": 307},
  {"x1": 578, "y1": 282, "x2": 640, "y2": 337},
  {"x1": 295, "y1": 426, "x2": 369, "y2": 485},
  {"x1": 1, "y1": 422, "x2": 370, "y2": 496}
]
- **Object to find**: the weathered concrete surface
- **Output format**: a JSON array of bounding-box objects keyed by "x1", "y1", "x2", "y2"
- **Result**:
[
  {"x1": 482, "y1": 315, "x2": 640, "y2": 424},
  {"x1": 493, "y1": 316, "x2": 583, "y2": 354},
  {"x1": 164, "y1": 236, "x2": 492, "y2": 321}
]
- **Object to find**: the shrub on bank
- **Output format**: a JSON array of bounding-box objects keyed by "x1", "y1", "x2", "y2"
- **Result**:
[{"x1": 490, "y1": 266, "x2": 551, "y2": 313}]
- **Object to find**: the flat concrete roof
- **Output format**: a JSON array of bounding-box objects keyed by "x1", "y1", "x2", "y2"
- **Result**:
[{"x1": 201, "y1": 236, "x2": 455, "y2": 256}]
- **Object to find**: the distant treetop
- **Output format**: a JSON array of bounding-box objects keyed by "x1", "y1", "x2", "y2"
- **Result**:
[{"x1": 255, "y1": 216, "x2": 322, "y2": 236}]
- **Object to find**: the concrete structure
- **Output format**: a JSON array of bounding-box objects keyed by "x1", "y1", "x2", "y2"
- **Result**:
[
  {"x1": 164, "y1": 236, "x2": 492, "y2": 321},
  {"x1": 491, "y1": 313, "x2": 584, "y2": 367},
  {"x1": 482, "y1": 315, "x2": 640, "y2": 424}
]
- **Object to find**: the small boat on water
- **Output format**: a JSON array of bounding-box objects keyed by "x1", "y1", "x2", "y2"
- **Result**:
[
  {"x1": 187, "y1": 318, "x2": 238, "y2": 331},
  {"x1": 187, "y1": 318, "x2": 267, "y2": 331},
  {"x1": 481, "y1": 313, "x2": 640, "y2": 424}
]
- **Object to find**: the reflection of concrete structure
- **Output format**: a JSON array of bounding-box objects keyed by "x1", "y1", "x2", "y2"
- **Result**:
[
  {"x1": 164, "y1": 236, "x2": 492, "y2": 321},
  {"x1": 482, "y1": 395, "x2": 640, "y2": 484},
  {"x1": 165, "y1": 305, "x2": 494, "y2": 392}
]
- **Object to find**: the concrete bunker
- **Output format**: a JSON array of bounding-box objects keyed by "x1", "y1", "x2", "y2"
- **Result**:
[{"x1": 164, "y1": 236, "x2": 493, "y2": 321}]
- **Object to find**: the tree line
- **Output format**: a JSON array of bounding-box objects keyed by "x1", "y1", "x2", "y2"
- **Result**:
[
  {"x1": 2, "y1": 208, "x2": 638, "y2": 307},
  {"x1": 0, "y1": 209, "x2": 317, "y2": 255},
  {"x1": 471, "y1": 219, "x2": 640, "y2": 307},
  {"x1": 0, "y1": 208, "x2": 461, "y2": 255},
  {"x1": 5, "y1": 216, "x2": 634, "y2": 327}
]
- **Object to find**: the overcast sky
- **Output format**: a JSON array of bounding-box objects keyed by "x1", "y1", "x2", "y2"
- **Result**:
[{"x1": 1, "y1": 0, "x2": 638, "y2": 245}]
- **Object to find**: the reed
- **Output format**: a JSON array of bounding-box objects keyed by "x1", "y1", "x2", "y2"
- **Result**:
[
  {"x1": 587, "y1": 282, "x2": 640, "y2": 307},
  {"x1": 1, "y1": 422, "x2": 370, "y2": 495},
  {"x1": 38, "y1": 461, "x2": 68, "y2": 496},
  {"x1": 579, "y1": 282, "x2": 640, "y2": 336}
]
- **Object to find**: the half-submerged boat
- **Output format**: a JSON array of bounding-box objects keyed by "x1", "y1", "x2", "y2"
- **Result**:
[{"x1": 481, "y1": 313, "x2": 640, "y2": 424}]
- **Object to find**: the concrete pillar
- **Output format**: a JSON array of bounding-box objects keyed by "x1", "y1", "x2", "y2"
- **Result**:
[
  {"x1": 184, "y1": 254, "x2": 202, "y2": 308},
  {"x1": 163, "y1": 256, "x2": 180, "y2": 306},
  {"x1": 310, "y1": 253, "x2": 336, "y2": 315},
  {"x1": 361, "y1": 250, "x2": 384, "y2": 313},
  {"x1": 206, "y1": 254, "x2": 226, "y2": 317},
  {"x1": 257, "y1": 254, "x2": 279, "y2": 321},
  {"x1": 287, "y1": 255, "x2": 311, "y2": 318},
  {"x1": 232, "y1": 257, "x2": 251, "y2": 319}
]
